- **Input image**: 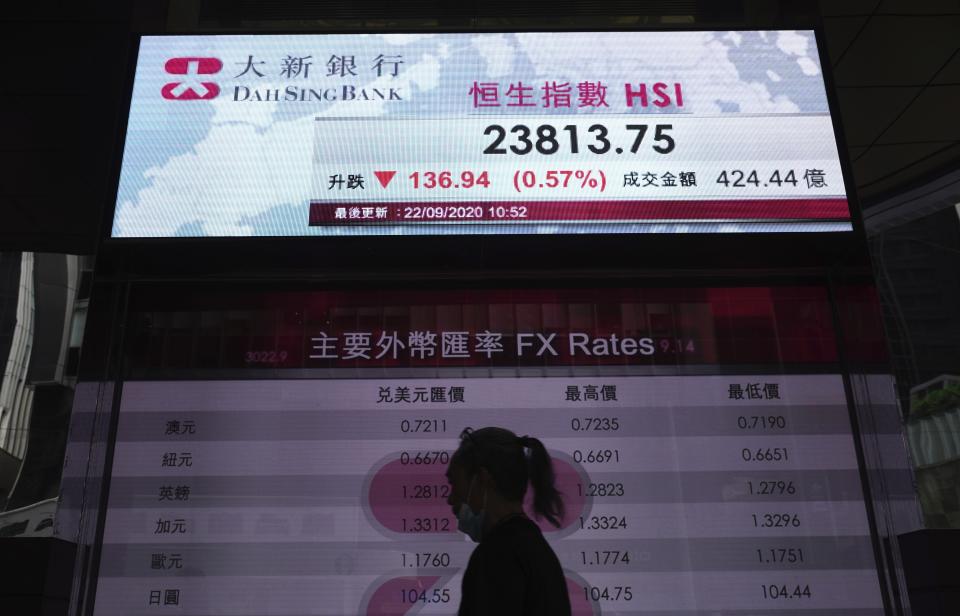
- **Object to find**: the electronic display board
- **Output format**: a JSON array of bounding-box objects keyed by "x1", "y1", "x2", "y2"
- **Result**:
[
  {"x1": 111, "y1": 31, "x2": 852, "y2": 237},
  {"x1": 79, "y1": 287, "x2": 905, "y2": 614}
]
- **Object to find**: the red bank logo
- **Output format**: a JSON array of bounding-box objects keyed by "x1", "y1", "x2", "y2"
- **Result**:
[{"x1": 161, "y1": 57, "x2": 222, "y2": 100}]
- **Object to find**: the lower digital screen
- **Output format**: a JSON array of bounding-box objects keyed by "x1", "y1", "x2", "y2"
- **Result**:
[{"x1": 92, "y1": 373, "x2": 887, "y2": 614}]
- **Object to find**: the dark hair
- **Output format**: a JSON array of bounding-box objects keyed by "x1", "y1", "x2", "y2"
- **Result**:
[{"x1": 451, "y1": 426, "x2": 565, "y2": 528}]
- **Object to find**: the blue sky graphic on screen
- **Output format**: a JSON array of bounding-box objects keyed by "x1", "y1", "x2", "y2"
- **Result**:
[{"x1": 112, "y1": 31, "x2": 851, "y2": 237}]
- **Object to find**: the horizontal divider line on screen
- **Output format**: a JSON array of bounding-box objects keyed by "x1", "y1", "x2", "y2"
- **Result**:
[{"x1": 307, "y1": 198, "x2": 851, "y2": 225}]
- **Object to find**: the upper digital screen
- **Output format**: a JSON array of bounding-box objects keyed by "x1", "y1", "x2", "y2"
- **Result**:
[{"x1": 112, "y1": 31, "x2": 852, "y2": 238}]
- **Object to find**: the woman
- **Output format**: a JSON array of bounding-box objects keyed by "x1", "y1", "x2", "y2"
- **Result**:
[{"x1": 445, "y1": 427, "x2": 571, "y2": 615}]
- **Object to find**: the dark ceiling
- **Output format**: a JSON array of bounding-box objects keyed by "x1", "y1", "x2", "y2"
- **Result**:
[
  {"x1": 1, "y1": 0, "x2": 958, "y2": 253},
  {"x1": 824, "y1": 0, "x2": 960, "y2": 200}
]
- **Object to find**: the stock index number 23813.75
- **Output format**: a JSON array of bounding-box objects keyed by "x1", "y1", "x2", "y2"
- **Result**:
[{"x1": 483, "y1": 124, "x2": 675, "y2": 156}]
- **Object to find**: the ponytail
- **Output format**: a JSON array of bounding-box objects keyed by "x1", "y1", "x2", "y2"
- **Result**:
[
  {"x1": 452, "y1": 427, "x2": 565, "y2": 528},
  {"x1": 520, "y1": 435, "x2": 565, "y2": 528}
]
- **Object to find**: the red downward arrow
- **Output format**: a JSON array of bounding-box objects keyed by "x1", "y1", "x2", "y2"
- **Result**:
[{"x1": 374, "y1": 170, "x2": 397, "y2": 188}]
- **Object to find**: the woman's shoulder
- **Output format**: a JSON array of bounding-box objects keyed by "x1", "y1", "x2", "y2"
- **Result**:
[{"x1": 483, "y1": 515, "x2": 551, "y2": 555}]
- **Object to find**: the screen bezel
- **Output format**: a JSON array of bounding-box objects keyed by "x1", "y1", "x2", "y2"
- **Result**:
[{"x1": 96, "y1": 27, "x2": 868, "y2": 275}]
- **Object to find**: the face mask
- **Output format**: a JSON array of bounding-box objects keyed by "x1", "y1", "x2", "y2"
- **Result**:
[{"x1": 457, "y1": 475, "x2": 486, "y2": 543}]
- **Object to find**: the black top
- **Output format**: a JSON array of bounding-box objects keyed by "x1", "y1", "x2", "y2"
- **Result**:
[{"x1": 458, "y1": 514, "x2": 572, "y2": 616}]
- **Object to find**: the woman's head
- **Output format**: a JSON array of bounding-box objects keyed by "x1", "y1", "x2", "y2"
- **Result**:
[{"x1": 445, "y1": 427, "x2": 565, "y2": 528}]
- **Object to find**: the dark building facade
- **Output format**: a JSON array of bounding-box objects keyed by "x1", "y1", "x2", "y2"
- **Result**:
[{"x1": 1, "y1": 2, "x2": 958, "y2": 615}]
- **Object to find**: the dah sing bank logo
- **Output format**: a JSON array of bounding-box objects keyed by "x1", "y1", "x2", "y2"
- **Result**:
[{"x1": 161, "y1": 57, "x2": 222, "y2": 100}]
